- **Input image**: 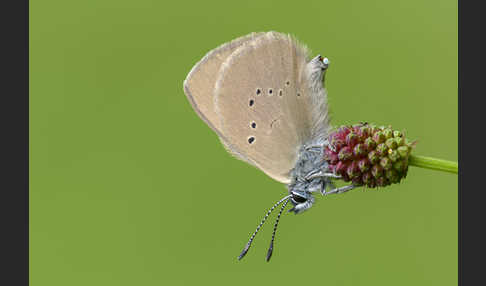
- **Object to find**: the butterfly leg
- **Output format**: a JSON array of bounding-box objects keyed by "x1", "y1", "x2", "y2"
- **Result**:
[
  {"x1": 304, "y1": 143, "x2": 325, "y2": 153},
  {"x1": 323, "y1": 185, "x2": 355, "y2": 195},
  {"x1": 305, "y1": 147, "x2": 323, "y2": 154},
  {"x1": 320, "y1": 180, "x2": 336, "y2": 196},
  {"x1": 304, "y1": 169, "x2": 341, "y2": 181}
]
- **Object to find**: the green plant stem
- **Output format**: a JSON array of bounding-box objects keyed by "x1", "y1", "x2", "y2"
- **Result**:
[{"x1": 408, "y1": 155, "x2": 458, "y2": 174}]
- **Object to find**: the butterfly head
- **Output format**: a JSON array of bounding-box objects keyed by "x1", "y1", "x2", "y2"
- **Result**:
[{"x1": 288, "y1": 189, "x2": 315, "y2": 214}]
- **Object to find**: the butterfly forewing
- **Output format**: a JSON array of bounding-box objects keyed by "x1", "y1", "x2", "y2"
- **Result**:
[
  {"x1": 214, "y1": 32, "x2": 316, "y2": 183},
  {"x1": 183, "y1": 32, "x2": 265, "y2": 136}
]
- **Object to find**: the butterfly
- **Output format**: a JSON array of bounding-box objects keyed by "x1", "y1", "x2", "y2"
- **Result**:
[{"x1": 183, "y1": 31, "x2": 353, "y2": 261}]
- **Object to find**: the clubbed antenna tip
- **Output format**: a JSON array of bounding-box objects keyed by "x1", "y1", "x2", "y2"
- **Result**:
[
  {"x1": 238, "y1": 245, "x2": 250, "y2": 260},
  {"x1": 266, "y1": 198, "x2": 289, "y2": 262},
  {"x1": 266, "y1": 244, "x2": 273, "y2": 262},
  {"x1": 237, "y1": 195, "x2": 291, "y2": 261}
]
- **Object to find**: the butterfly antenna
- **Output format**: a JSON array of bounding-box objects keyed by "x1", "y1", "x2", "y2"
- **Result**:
[
  {"x1": 266, "y1": 198, "x2": 290, "y2": 262},
  {"x1": 237, "y1": 195, "x2": 291, "y2": 260}
]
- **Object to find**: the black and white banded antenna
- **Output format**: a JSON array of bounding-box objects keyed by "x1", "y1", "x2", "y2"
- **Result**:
[
  {"x1": 266, "y1": 197, "x2": 290, "y2": 262},
  {"x1": 237, "y1": 195, "x2": 291, "y2": 260}
]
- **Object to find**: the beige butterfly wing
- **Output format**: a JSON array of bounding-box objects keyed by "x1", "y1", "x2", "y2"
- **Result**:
[
  {"x1": 183, "y1": 32, "x2": 266, "y2": 166},
  {"x1": 183, "y1": 32, "x2": 264, "y2": 136},
  {"x1": 214, "y1": 32, "x2": 316, "y2": 184}
]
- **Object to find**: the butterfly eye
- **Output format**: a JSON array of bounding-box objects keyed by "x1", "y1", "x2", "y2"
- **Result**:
[
  {"x1": 323, "y1": 57, "x2": 329, "y2": 65},
  {"x1": 291, "y1": 193, "x2": 307, "y2": 203}
]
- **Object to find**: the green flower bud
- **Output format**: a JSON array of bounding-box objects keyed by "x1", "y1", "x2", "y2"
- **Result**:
[
  {"x1": 386, "y1": 169, "x2": 400, "y2": 183},
  {"x1": 376, "y1": 143, "x2": 388, "y2": 156},
  {"x1": 380, "y1": 157, "x2": 392, "y2": 170},
  {"x1": 364, "y1": 137, "x2": 376, "y2": 151},
  {"x1": 386, "y1": 138, "x2": 398, "y2": 150},
  {"x1": 353, "y1": 144, "x2": 366, "y2": 157},
  {"x1": 395, "y1": 137, "x2": 405, "y2": 146},
  {"x1": 346, "y1": 132, "x2": 359, "y2": 146},
  {"x1": 368, "y1": 150, "x2": 380, "y2": 164},
  {"x1": 373, "y1": 132, "x2": 386, "y2": 144},
  {"x1": 362, "y1": 172, "x2": 373, "y2": 185},
  {"x1": 393, "y1": 130, "x2": 402, "y2": 138},
  {"x1": 371, "y1": 164, "x2": 384, "y2": 178},
  {"x1": 397, "y1": 146, "x2": 410, "y2": 158},
  {"x1": 338, "y1": 146, "x2": 353, "y2": 161},
  {"x1": 358, "y1": 158, "x2": 370, "y2": 172},
  {"x1": 347, "y1": 162, "x2": 359, "y2": 178},
  {"x1": 393, "y1": 160, "x2": 406, "y2": 172},
  {"x1": 388, "y1": 149, "x2": 400, "y2": 162},
  {"x1": 383, "y1": 128, "x2": 393, "y2": 139}
]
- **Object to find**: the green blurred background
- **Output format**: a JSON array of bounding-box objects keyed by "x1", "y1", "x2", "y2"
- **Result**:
[{"x1": 30, "y1": 0, "x2": 457, "y2": 285}]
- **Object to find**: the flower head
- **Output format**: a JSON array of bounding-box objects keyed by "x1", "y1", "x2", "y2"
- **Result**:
[{"x1": 324, "y1": 123, "x2": 415, "y2": 188}]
